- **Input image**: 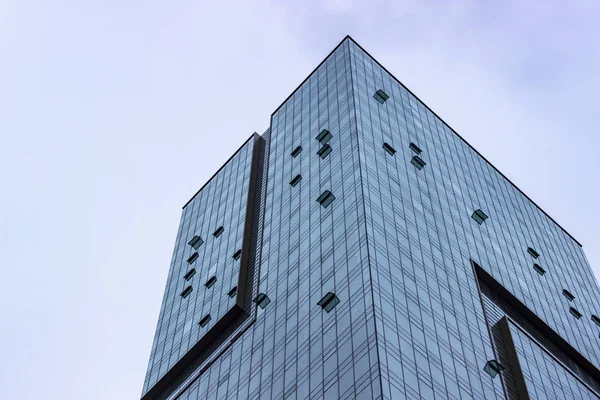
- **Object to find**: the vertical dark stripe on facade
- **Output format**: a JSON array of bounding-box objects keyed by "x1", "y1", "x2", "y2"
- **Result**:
[
  {"x1": 472, "y1": 260, "x2": 600, "y2": 397},
  {"x1": 141, "y1": 133, "x2": 266, "y2": 400},
  {"x1": 490, "y1": 317, "x2": 531, "y2": 399},
  {"x1": 236, "y1": 132, "x2": 266, "y2": 312}
]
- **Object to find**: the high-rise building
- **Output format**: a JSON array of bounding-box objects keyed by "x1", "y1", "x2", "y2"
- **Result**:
[{"x1": 141, "y1": 36, "x2": 600, "y2": 400}]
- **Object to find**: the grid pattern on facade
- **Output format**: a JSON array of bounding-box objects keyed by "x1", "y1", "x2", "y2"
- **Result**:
[
  {"x1": 510, "y1": 323, "x2": 598, "y2": 399},
  {"x1": 478, "y1": 267, "x2": 600, "y2": 395},
  {"x1": 142, "y1": 137, "x2": 256, "y2": 394},
  {"x1": 141, "y1": 36, "x2": 600, "y2": 400},
  {"x1": 347, "y1": 38, "x2": 600, "y2": 399},
  {"x1": 174, "y1": 39, "x2": 383, "y2": 400}
]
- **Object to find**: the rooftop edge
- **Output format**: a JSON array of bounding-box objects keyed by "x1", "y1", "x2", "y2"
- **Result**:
[{"x1": 270, "y1": 35, "x2": 582, "y2": 248}]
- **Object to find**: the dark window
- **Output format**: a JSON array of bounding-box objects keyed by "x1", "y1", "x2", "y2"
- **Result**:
[
  {"x1": 213, "y1": 226, "x2": 224, "y2": 238},
  {"x1": 205, "y1": 276, "x2": 217, "y2": 288},
  {"x1": 188, "y1": 235, "x2": 204, "y2": 250},
  {"x1": 290, "y1": 174, "x2": 302, "y2": 187},
  {"x1": 232, "y1": 249, "x2": 242, "y2": 260},
  {"x1": 533, "y1": 263, "x2": 546, "y2": 276},
  {"x1": 374, "y1": 89, "x2": 390, "y2": 104},
  {"x1": 411, "y1": 156, "x2": 426, "y2": 170},
  {"x1": 228, "y1": 286, "x2": 237, "y2": 298},
  {"x1": 180, "y1": 286, "x2": 193, "y2": 298},
  {"x1": 471, "y1": 209, "x2": 489, "y2": 225},
  {"x1": 409, "y1": 142, "x2": 422, "y2": 154},
  {"x1": 187, "y1": 252, "x2": 199, "y2": 264},
  {"x1": 562, "y1": 289, "x2": 575, "y2": 301},
  {"x1": 527, "y1": 247, "x2": 540, "y2": 259},
  {"x1": 315, "y1": 129, "x2": 332, "y2": 144},
  {"x1": 183, "y1": 269, "x2": 196, "y2": 281},
  {"x1": 591, "y1": 315, "x2": 600, "y2": 327},
  {"x1": 253, "y1": 293, "x2": 271, "y2": 309},
  {"x1": 317, "y1": 144, "x2": 332, "y2": 159},
  {"x1": 483, "y1": 360, "x2": 504, "y2": 378},
  {"x1": 291, "y1": 146, "x2": 303, "y2": 158},
  {"x1": 316, "y1": 190, "x2": 336, "y2": 209},
  {"x1": 318, "y1": 292, "x2": 340, "y2": 313},
  {"x1": 199, "y1": 314, "x2": 211, "y2": 327},
  {"x1": 570, "y1": 307, "x2": 582, "y2": 319},
  {"x1": 383, "y1": 142, "x2": 396, "y2": 156}
]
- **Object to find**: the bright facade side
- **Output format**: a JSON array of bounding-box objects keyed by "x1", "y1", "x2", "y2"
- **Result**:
[{"x1": 141, "y1": 36, "x2": 600, "y2": 400}]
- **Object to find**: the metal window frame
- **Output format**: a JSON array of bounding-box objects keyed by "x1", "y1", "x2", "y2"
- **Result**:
[
  {"x1": 383, "y1": 142, "x2": 396, "y2": 156},
  {"x1": 188, "y1": 235, "x2": 204, "y2": 250}
]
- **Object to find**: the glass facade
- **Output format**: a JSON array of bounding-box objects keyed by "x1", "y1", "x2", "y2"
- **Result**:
[
  {"x1": 141, "y1": 37, "x2": 600, "y2": 399},
  {"x1": 142, "y1": 135, "x2": 258, "y2": 394},
  {"x1": 510, "y1": 323, "x2": 598, "y2": 399}
]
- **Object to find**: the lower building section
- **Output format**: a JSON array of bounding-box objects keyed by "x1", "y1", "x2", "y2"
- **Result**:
[
  {"x1": 173, "y1": 306, "x2": 382, "y2": 399},
  {"x1": 474, "y1": 261, "x2": 600, "y2": 399},
  {"x1": 510, "y1": 321, "x2": 598, "y2": 399}
]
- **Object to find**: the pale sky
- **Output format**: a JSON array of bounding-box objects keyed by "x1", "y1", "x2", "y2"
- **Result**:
[{"x1": 1, "y1": 1, "x2": 599, "y2": 399}]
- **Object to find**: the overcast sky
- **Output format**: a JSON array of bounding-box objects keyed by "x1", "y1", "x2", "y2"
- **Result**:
[{"x1": 1, "y1": 1, "x2": 599, "y2": 399}]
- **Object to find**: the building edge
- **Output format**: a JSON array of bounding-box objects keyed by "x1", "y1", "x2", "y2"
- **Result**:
[{"x1": 271, "y1": 35, "x2": 582, "y2": 248}]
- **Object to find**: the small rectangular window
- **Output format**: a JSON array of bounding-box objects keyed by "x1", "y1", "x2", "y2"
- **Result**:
[
  {"x1": 183, "y1": 268, "x2": 196, "y2": 281},
  {"x1": 373, "y1": 89, "x2": 390, "y2": 104},
  {"x1": 471, "y1": 209, "x2": 489, "y2": 225},
  {"x1": 483, "y1": 360, "x2": 504, "y2": 378},
  {"x1": 205, "y1": 276, "x2": 217, "y2": 288},
  {"x1": 570, "y1": 307, "x2": 582, "y2": 319},
  {"x1": 562, "y1": 289, "x2": 575, "y2": 301},
  {"x1": 213, "y1": 226, "x2": 224, "y2": 238},
  {"x1": 315, "y1": 129, "x2": 332, "y2": 144},
  {"x1": 409, "y1": 142, "x2": 422, "y2": 154},
  {"x1": 290, "y1": 174, "x2": 302, "y2": 187},
  {"x1": 188, "y1": 235, "x2": 204, "y2": 250},
  {"x1": 383, "y1": 142, "x2": 396, "y2": 156},
  {"x1": 291, "y1": 146, "x2": 303, "y2": 158},
  {"x1": 180, "y1": 286, "x2": 193, "y2": 298},
  {"x1": 533, "y1": 263, "x2": 546, "y2": 276},
  {"x1": 317, "y1": 144, "x2": 332, "y2": 159},
  {"x1": 187, "y1": 252, "x2": 199, "y2": 264},
  {"x1": 527, "y1": 247, "x2": 540, "y2": 259},
  {"x1": 232, "y1": 249, "x2": 242, "y2": 260},
  {"x1": 228, "y1": 286, "x2": 238, "y2": 298},
  {"x1": 411, "y1": 156, "x2": 426, "y2": 170},
  {"x1": 591, "y1": 315, "x2": 600, "y2": 327},
  {"x1": 316, "y1": 190, "x2": 336, "y2": 209},
  {"x1": 199, "y1": 314, "x2": 211, "y2": 327},
  {"x1": 318, "y1": 292, "x2": 340, "y2": 313},
  {"x1": 253, "y1": 293, "x2": 271, "y2": 309}
]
